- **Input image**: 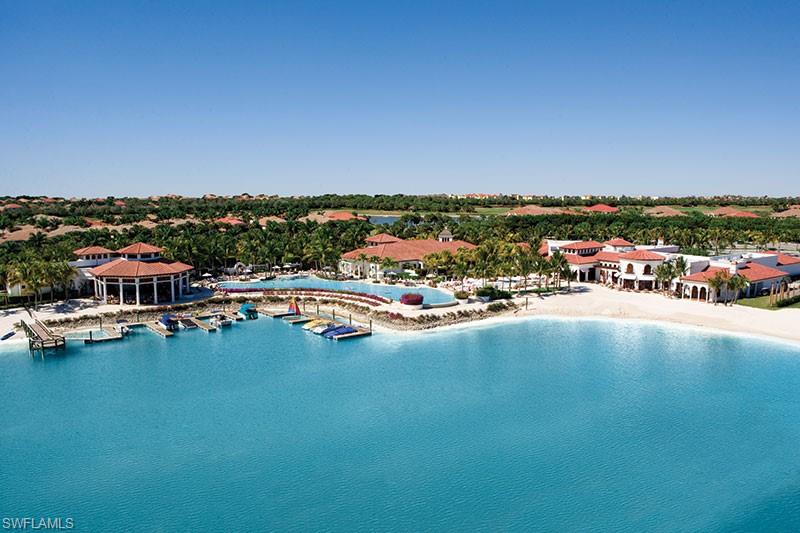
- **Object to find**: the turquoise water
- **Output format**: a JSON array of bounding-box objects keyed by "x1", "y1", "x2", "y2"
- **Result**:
[
  {"x1": 219, "y1": 275, "x2": 454, "y2": 303},
  {"x1": 2, "y1": 318, "x2": 800, "y2": 531}
]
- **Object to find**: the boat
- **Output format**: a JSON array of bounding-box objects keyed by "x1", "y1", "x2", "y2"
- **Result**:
[
  {"x1": 1, "y1": 330, "x2": 15, "y2": 341},
  {"x1": 210, "y1": 314, "x2": 232, "y2": 327},
  {"x1": 317, "y1": 324, "x2": 341, "y2": 336},
  {"x1": 114, "y1": 319, "x2": 131, "y2": 336},
  {"x1": 179, "y1": 318, "x2": 198, "y2": 329},
  {"x1": 238, "y1": 303, "x2": 259, "y2": 320},
  {"x1": 302, "y1": 319, "x2": 325, "y2": 330},
  {"x1": 323, "y1": 326, "x2": 353, "y2": 339},
  {"x1": 311, "y1": 323, "x2": 335, "y2": 334},
  {"x1": 325, "y1": 326, "x2": 357, "y2": 339},
  {"x1": 158, "y1": 314, "x2": 179, "y2": 331}
]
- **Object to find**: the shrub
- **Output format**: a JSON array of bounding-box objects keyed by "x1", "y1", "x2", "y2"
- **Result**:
[
  {"x1": 487, "y1": 301, "x2": 509, "y2": 312},
  {"x1": 453, "y1": 290, "x2": 469, "y2": 300},
  {"x1": 400, "y1": 293, "x2": 424, "y2": 305},
  {"x1": 475, "y1": 286, "x2": 512, "y2": 300}
]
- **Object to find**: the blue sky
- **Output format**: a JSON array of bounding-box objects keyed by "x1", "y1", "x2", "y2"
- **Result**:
[{"x1": 1, "y1": 1, "x2": 798, "y2": 197}]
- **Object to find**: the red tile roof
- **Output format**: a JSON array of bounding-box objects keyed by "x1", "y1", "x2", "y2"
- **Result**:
[
  {"x1": 1, "y1": 203, "x2": 24, "y2": 210},
  {"x1": 736, "y1": 262, "x2": 789, "y2": 282},
  {"x1": 584, "y1": 203, "x2": 619, "y2": 213},
  {"x1": 603, "y1": 238, "x2": 633, "y2": 247},
  {"x1": 342, "y1": 239, "x2": 475, "y2": 262},
  {"x1": 561, "y1": 240, "x2": 604, "y2": 251},
  {"x1": 594, "y1": 251, "x2": 621, "y2": 262},
  {"x1": 116, "y1": 242, "x2": 163, "y2": 254},
  {"x1": 90, "y1": 258, "x2": 193, "y2": 278},
  {"x1": 73, "y1": 246, "x2": 115, "y2": 256},
  {"x1": 365, "y1": 233, "x2": 401, "y2": 244},
  {"x1": 538, "y1": 241, "x2": 549, "y2": 256},
  {"x1": 681, "y1": 266, "x2": 729, "y2": 283},
  {"x1": 682, "y1": 263, "x2": 788, "y2": 283},
  {"x1": 759, "y1": 251, "x2": 800, "y2": 266},
  {"x1": 619, "y1": 250, "x2": 665, "y2": 261},
  {"x1": 564, "y1": 254, "x2": 598, "y2": 265}
]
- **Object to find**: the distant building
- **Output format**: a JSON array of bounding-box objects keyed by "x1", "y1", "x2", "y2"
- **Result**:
[{"x1": 339, "y1": 231, "x2": 475, "y2": 279}]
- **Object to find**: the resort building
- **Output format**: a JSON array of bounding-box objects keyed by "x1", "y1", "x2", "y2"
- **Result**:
[
  {"x1": 340, "y1": 230, "x2": 475, "y2": 279},
  {"x1": 67, "y1": 243, "x2": 194, "y2": 305},
  {"x1": 680, "y1": 252, "x2": 800, "y2": 301},
  {"x1": 542, "y1": 238, "x2": 676, "y2": 284}
]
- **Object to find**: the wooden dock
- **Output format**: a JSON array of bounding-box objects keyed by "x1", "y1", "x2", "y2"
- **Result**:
[
  {"x1": 188, "y1": 317, "x2": 216, "y2": 331},
  {"x1": 144, "y1": 322, "x2": 173, "y2": 337},
  {"x1": 284, "y1": 315, "x2": 313, "y2": 325},
  {"x1": 22, "y1": 319, "x2": 66, "y2": 351},
  {"x1": 84, "y1": 326, "x2": 123, "y2": 344},
  {"x1": 333, "y1": 329, "x2": 372, "y2": 341},
  {"x1": 223, "y1": 312, "x2": 243, "y2": 322},
  {"x1": 260, "y1": 309, "x2": 297, "y2": 318},
  {"x1": 262, "y1": 309, "x2": 372, "y2": 341}
]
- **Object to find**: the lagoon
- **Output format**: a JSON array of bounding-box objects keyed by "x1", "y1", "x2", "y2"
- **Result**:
[
  {"x1": 218, "y1": 275, "x2": 455, "y2": 304},
  {"x1": 2, "y1": 318, "x2": 800, "y2": 531}
]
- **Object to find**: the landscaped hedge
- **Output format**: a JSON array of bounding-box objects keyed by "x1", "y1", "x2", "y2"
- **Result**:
[
  {"x1": 776, "y1": 293, "x2": 800, "y2": 308},
  {"x1": 475, "y1": 286, "x2": 512, "y2": 300},
  {"x1": 219, "y1": 287, "x2": 391, "y2": 306},
  {"x1": 400, "y1": 293, "x2": 424, "y2": 306}
]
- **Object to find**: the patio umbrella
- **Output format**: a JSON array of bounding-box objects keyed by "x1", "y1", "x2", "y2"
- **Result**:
[{"x1": 201, "y1": 273, "x2": 213, "y2": 278}]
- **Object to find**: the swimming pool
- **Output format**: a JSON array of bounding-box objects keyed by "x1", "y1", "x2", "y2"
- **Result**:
[{"x1": 218, "y1": 276, "x2": 454, "y2": 304}]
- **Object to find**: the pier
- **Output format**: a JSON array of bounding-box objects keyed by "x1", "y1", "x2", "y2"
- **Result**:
[{"x1": 22, "y1": 319, "x2": 66, "y2": 352}]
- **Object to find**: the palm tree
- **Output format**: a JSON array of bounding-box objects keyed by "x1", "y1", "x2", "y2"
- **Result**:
[
  {"x1": 671, "y1": 256, "x2": 689, "y2": 298},
  {"x1": 654, "y1": 263, "x2": 674, "y2": 296},
  {"x1": 726, "y1": 274, "x2": 749, "y2": 305},
  {"x1": 533, "y1": 254, "x2": 551, "y2": 290},
  {"x1": 549, "y1": 251, "x2": 569, "y2": 290},
  {"x1": 707, "y1": 271, "x2": 730, "y2": 305},
  {"x1": 380, "y1": 257, "x2": 399, "y2": 277}
]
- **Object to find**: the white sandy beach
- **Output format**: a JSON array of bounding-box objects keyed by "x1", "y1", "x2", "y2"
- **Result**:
[{"x1": 1, "y1": 283, "x2": 799, "y2": 347}]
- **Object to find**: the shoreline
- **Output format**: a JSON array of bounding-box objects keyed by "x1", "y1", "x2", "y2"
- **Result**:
[{"x1": 2, "y1": 283, "x2": 799, "y2": 351}]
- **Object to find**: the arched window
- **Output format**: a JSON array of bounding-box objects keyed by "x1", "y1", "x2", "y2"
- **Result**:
[
  {"x1": 643, "y1": 264, "x2": 652, "y2": 275},
  {"x1": 625, "y1": 263, "x2": 634, "y2": 274}
]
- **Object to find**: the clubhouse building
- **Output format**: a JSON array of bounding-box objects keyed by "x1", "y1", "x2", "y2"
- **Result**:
[{"x1": 71, "y1": 243, "x2": 194, "y2": 305}]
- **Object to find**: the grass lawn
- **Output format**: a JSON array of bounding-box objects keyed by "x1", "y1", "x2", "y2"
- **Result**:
[{"x1": 737, "y1": 295, "x2": 800, "y2": 310}]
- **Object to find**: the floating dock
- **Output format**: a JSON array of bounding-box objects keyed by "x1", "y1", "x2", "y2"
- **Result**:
[
  {"x1": 84, "y1": 327, "x2": 123, "y2": 344},
  {"x1": 187, "y1": 317, "x2": 216, "y2": 331},
  {"x1": 144, "y1": 322, "x2": 173, "y2": 337},
  {"x1": 262, "y1": 309, "x2": 372, "y2": 341}
]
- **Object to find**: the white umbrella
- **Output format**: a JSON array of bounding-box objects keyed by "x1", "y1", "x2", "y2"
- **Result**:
[{"x1": 201, "y1": 273, "x2": 213, "y2": 278}]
